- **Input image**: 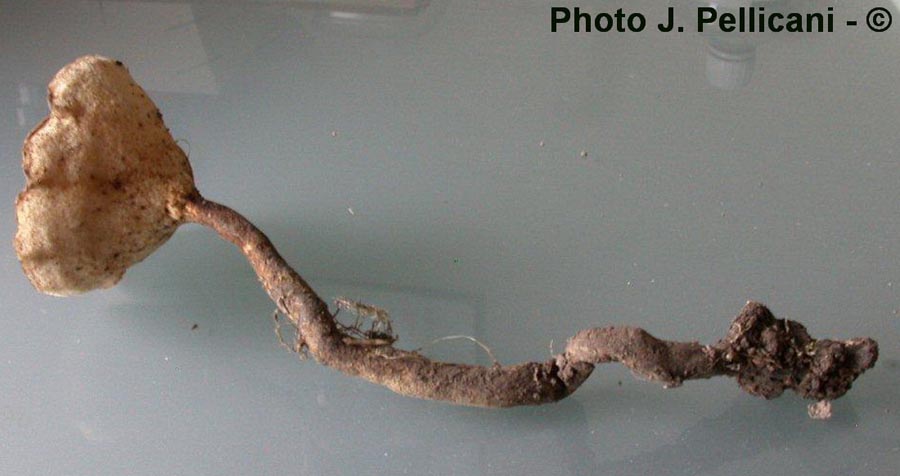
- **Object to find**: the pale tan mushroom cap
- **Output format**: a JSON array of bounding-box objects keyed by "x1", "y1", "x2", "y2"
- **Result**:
[{"x1": 15, "y1": 55, "x2": 196, "y2": 296}]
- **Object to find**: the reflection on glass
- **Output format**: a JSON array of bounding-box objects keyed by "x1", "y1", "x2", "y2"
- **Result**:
[
  {"x1": 264, "y1": 0, "x2": 437, "y2": 39},
  {"x1": 705, "y1": 34, "x2": 757, "y2": 90},
  {"x1": 679, "y1": 0, "x2": 792, "y2": 90}
]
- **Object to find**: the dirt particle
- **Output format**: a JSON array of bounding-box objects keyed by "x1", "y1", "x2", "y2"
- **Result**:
[{"x1": 808, "y1": 400, "x2": 833, "y2": 420}]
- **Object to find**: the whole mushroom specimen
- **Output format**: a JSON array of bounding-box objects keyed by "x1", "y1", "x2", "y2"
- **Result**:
[{"x1": 15, "y1": 56, "x2": 878, "y2": 418}]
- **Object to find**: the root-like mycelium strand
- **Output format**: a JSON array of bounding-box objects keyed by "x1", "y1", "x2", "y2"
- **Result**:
[
  {"x1": 16, "y1": 55, "x2": 878, "y2": 419},
  {"x1": 183, "y1": 196, "x2": 878, "y2": 415}
]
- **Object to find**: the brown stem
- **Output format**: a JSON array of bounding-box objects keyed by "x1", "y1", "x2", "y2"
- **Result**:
[{"x1": 182, "y1": 195, "x2": 878, "y2": 412}]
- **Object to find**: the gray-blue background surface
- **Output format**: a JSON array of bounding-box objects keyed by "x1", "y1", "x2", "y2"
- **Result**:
[{"x1": 1, "y1": 1, "x2": 898, "y2": 474}]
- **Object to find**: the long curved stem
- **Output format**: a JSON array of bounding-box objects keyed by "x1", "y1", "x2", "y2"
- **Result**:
[{"x1": 182, "y1": 194, "x2": 878, "y2": 415}]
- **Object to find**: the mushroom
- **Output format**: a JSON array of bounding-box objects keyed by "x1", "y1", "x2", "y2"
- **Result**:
[{"x1": 13, "y1": 56, "x2": 878, "y2": 417}]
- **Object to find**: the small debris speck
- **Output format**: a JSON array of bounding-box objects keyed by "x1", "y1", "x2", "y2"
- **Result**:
[
  {"x1": 347, "y1": 207, "x2": 355, "y2": 215},
  {"x1": 191, "y1": 324, "x2": 198, "y2": 330},
  {"x1": 539, "y1": 141, "x2": 545, "y2": 147},
  {"x1": 331, "y1": 130, "x2": 338, "y2": 137},
  {"x1": 579, "y1": 150, "x2": 588, "y2": 158},
  {"x1": 808, "y1": 400, "x2": 833, "y2": 420}
]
